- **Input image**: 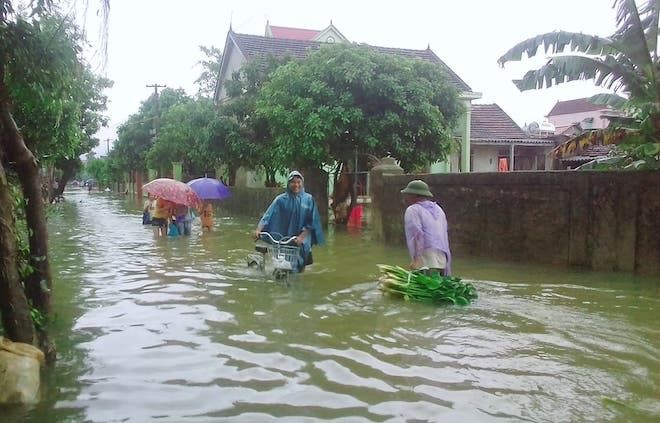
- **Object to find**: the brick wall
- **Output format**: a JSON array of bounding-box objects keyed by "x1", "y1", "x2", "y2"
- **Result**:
[{"x1": 371, "y1": 171, "x2": 660, "y2": 276}]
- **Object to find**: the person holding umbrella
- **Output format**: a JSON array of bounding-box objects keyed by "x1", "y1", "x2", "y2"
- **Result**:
[
  {"x1": 173, "y1": 203, "x2": 193, "y2": 236},
  {"x1": 200, "y1": 201, "x2": 214, "y2": 231},
  {"x1": 151, "y1": 197, "x2": 171, "y2": 237},
  {"x1": 142, "y1": 178, "x2": 202, "y2": 237},
  {"x1": 186, "y1": 177, "x2": 232, "y2": 232}
]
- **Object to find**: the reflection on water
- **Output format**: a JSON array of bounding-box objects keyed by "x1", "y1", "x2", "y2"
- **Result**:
[{"x1": 6, "y1": 189, "x2": 659, "y2": 422}]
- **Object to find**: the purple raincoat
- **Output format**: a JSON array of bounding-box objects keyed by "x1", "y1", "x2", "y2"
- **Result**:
[{"x1": 404, "y1": 200, "x2": 452, "y2": 275}]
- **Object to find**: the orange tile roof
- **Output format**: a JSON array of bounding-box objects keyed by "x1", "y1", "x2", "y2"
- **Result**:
[{"x1": 269, "y1": 25, "x2": 320, "y2": 41}]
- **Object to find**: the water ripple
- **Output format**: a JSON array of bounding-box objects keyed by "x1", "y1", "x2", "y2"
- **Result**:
[{"x1": 17, "y1": 190, "x2": 658, "y2": 423}]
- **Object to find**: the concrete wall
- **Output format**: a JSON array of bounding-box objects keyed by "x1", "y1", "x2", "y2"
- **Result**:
[
  {"x1": 219, "y1": 187, "x2": 284, "y2": 218},
  {"x1": 371, "y1": 170, "x2": 660, "y2": 276}
]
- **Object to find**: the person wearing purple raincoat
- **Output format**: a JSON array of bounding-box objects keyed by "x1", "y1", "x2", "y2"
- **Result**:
[{"x1": 401, "y1": 180, "x2": 452, "y2": 276}]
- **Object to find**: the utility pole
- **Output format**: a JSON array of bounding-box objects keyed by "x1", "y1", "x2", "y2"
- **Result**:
[
  {"x1": 146, "y1": 83, "x2": 167, "y2": 96},
  {"x1": 105, "y1": 138, "x2": 111, "y2": 155},
  {"x1": 146, "y1": 83, "x2": 166, "y2": 136}
]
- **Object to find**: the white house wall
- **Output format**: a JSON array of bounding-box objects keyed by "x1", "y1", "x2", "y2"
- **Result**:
[
  {"x1": 472, "y1": 146, "x2": 499, "y2": 172},
  {"x1": 549, "y1": 110, "x2": 609, "y2": 134},
  {"x1": 217, "y1": 47, "x2": 246, "y2": 102}
]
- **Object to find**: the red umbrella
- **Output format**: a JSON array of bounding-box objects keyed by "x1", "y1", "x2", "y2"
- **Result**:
[{"x1": 142, "y1": 178, "x2": 202, "y2": 208}]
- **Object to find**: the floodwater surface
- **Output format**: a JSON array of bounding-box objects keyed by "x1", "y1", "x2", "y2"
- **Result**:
[{"x1": 4, "y1": 189, "x2": 659, "y2": 422}]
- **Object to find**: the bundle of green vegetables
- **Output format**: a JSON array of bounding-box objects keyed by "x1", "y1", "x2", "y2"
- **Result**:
[{"x1": 377, "y1": 264, "x2": 478, "y2": 306}]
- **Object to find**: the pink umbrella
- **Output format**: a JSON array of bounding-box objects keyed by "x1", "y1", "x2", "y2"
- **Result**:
[{"x1": 142, "y1": 178, "x2": 202, "y2": 208}]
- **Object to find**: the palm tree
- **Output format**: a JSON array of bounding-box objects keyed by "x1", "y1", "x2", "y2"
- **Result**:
[{"x1": 498, "y1": 0, "x2": 659, "y2": 142}]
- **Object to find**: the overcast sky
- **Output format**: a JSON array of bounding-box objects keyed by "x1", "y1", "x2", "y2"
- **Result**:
[{"x1": 75, "y1": 0, "x2": 617, "y2": 154}]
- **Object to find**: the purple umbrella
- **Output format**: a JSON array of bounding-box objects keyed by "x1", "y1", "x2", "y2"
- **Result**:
[{"x1": 186, "y1": 177, "x2": 232, "y2": 200}]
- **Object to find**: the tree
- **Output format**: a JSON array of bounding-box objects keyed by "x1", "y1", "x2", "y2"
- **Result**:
[
  {"x1": 194, "y1": 45, "x2": 222, "y2": 99},
  {"x1": 498, "y1": 0, "x2": 660, "y2": 167},
  {"x1": 146, "y1": 97, "x2": 224, "y2": 177},
  {"x1": 254, "y1": 43, "x2": 463, "y2": 219},
  {"x1": 222, "y1": 54, "x2": 294, "y2": 186},
  {"x1": 112, "y1": 88, "x2": 190, "y2": 176},
  {"x1": 85, "y1": 157, "x2": 112, "y2": 187},
  {"x1": 51, "y1": 69, "x2": 112, "y2": 200},
  {"x1": 1, "y1": 5, "x2": 80, "y2": 353},
  {"x1": 256, "y1": 44, "x2": 464, "y2": 172},
  {"x1": 0, "y1": 0, "x2": 109, "y2": 359}
]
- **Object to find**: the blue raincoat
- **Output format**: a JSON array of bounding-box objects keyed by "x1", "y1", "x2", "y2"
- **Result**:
[{"x1": 258, "y1": 180, "x2": 325, "y2": 273}]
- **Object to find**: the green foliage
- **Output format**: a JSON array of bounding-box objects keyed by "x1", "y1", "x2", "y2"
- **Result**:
[
  {"x1": 7, "y1": 177, "x2": 35, "y2": 299},
  {"x1": 2, "y1": 9, "x2": 111, "y2": 188},
  {"x1": 498, "y1": 1, "x2": 659, "y2": 103},
  {"x1": 29, "y1": 306, "x2": 47, "y2": 331},
  {"x1": 221, "y1": 54, "x2": 294, "y2": 183},
  {"x1": 377, "y1": 264, "x2": 478, "y2": 306},
  {"x1": 110, "y1": 48, "x2": 230, "y2": 179},
  {"x1": 147, "y1": 97, "x2": 225, "y2": 175},
  {"x1": 255, "y1": 44, "x2": 464, "y2": 171},
  {"x1": 4, "y1": 13, "x2": 82, "y2": 158},
  {"x1": 110, "y1": 42, "x2": 463, "y2": 183},
  {"x1": 84, "y1": 158, "x2": 113, "y2": 186},
  {"x1": 194, "y1": 45, "x2": 222, "y2": 98},
  {"x1": 499, "y1": 0, "x2": 660, "y2": 169},
  {"x1": 111, "y1": 88, "x2": 190, "y2": 173}
]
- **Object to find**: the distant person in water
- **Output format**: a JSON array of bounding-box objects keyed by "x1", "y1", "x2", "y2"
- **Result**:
[
  {"x1": 173, "y1": 203, "x2": 193, "y2": 236},
  {"x1": 200, "y1": 201, "x2": 214, "y2": 231},
  {"x1": 401, "y1": 180, "x2": 451, "y2": 276},
  {"x1": 142, "y1": 195, "x2": 153, "y2": 225},
  {"x1": 253, "y1": 170, "x2": 325, "y2": 273}
]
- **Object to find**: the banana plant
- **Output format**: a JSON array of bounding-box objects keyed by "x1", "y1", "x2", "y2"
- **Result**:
[{"x1": 498, "y1": 0, "x2": 660, "y2": 168}]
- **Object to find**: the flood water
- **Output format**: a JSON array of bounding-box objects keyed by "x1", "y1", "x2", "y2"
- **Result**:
[{"x1": 5, "y1": 189, "x2": 659, "y2": 422}]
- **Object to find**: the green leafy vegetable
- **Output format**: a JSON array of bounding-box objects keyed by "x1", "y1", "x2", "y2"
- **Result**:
[{"x1": 377, "y1": 264, "x2": 478, "y2": 306}]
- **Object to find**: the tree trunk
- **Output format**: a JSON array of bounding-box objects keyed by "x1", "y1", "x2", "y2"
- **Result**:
[
  {"x1": 0, "y1": 71, "x2": 54, "y2": 360},
  {"x1": 0, "y1": 160, "x2": 35, "y2": 344},
  {"x1": 54, "y1": 159, "x2": 78, "y2": 199},
  {"x1": 651, "y1": 112, "x2": 660, "y2": 140},
  {"x1": 300, "y1": 166, "x2": 328, "y2": 227},
  {"x1": 228, "y1": 166, "x2": 236, "y2": 186},
  {"x1": 330, "y1": 161, "x2": 354, "y2": 225},
  {"x1": 264, "y1": 168, "x2": 277, "y2": 187},
  {"x1": 0, "y1": 112, "x2": 53, "y2": 315}
]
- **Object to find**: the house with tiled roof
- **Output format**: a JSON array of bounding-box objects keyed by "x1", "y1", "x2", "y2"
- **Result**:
[
  {"x1": 546, "y1": 98, "x2": 614, "y2": 135},
  {"x1": 467, "y1": 104, "x2": 556, "y2": 172},
  {"x1": 264, "y1": 21, "x2": 348, "y2": 43},
  {"x1": 214, "y1": 22, "x2": 482, "y2": 186},
  {"x1": 214, "y1": 25, "x2": 474, "y2": 102}
]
